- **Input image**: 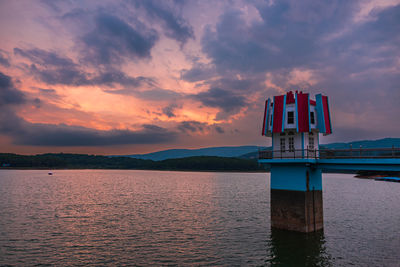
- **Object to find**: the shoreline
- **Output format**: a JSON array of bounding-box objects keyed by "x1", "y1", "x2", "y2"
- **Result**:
[{"x1": 0, "y1": 167, "x2": 269, "y2": 173}]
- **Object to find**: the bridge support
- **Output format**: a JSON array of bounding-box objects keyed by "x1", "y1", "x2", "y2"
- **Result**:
[{"x1": 270, "y1": 164, "x2": 323, "y2": 232}]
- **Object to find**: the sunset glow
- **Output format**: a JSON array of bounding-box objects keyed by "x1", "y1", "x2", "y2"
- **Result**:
[{"x1": 0, "y1": 0, "x2": 399, "y2": 155}]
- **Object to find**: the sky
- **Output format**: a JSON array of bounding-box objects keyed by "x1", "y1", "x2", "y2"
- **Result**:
[{"x1": 0, "y1": 0, "x2": 399, "y2": 155}]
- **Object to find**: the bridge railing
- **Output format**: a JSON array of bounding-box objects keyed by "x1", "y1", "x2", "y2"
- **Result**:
[{"x1": 258, "y1": 147, "x2": 400, "y2": 160}]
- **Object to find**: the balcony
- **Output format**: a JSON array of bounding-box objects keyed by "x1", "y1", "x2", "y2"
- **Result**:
[{"x1": 258, "y1": 147, "x2": 400, "y2": 160}]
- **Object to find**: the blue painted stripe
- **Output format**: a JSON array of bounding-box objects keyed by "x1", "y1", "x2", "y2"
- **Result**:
[
  {"x1": 295, "y1": 93, "x2": 299, "y2": 132},
  {"x1": 270, "y1": 98, "x2": 275, "y2": 133},
  {"x1": 265, "y1": 98, "x2": 271, "y2": 134},
  {"x1": 318, "y1": 158, "x2": 400, "y2": 172},
  {"x1": 270, "y1": 164, "x2": 322, "y2": 191},
  {"x1": 281, "y1": 94, "x2": 287, "y2": 132},
  {"x1": 307, "y1": 94, "x2": 311, "y2": 132},
  {"x1": 315, "y1": 94, "x2": 326, "y2": 133}
]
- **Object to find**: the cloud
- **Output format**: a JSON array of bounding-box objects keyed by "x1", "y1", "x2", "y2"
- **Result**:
[
  {"x1": 180, "y1": 63, "x2": 216, "y2": 82},
  {"x1": 3, "y1": 118, "x2": 177, "y2": 146},
  {"x1": 15, "y1": 48, "x2": 157, "y2": 89},
  {"x1": 104, "y1": 87, "x2": 182, "y2": 101},
  {"x1": 162, "y1": 103, "x2": 180, "y2": 118},
  {"x1": 91, "y1": 70, "x2": 156, "y2": 87},
  {"x1": 29, "y1": 62, "x2": 90, "y2": 86},
  {"x1": 14, "y1": 47, "x2": 75, "y2": 67},
  {"x1": 193, "y1": 87, "x2": 247, "y2": 113},
  {"x1": 188, "y1": 75, "x2": 267, "y2": 120},
  {"x1": 214, "y1": 125, "x2": 224, "y2": 134},
  {"x1": 0, "y1": 71, "x2": 178, "y2": 146},
  {"x1": 200, "y1": 1, "x2": 357, "y2": 73},
  {"x1": 33, "y1": 98, "x2": 42, "y2": 108},
  {"x1": 40, "y1": 0, "x2": 64, "y2": 12},
  {"x1": 177, "y1": 120, "x2": 207, "y2": 133},
  {"x1": 0, "y1": 71, "x2": 25, "y2": 106},
  {"x1": 14, "y1": 47, "x2": 90, "y2": 86},
  {"x1": 194, "y1": 1, "x2": 400, "y2": 132},
  {"x1": 0, "y1": 50, "x2": 10, "y2": 67},
  {"x1": 81, "y1": 13, "x2": 158, "y2": 66},
  {"x1": 33, "y1": 87, "x2": 57, "y2": 94},
  {"x1": 132, "y1": 0, "x2": 194, "y2": 45}
]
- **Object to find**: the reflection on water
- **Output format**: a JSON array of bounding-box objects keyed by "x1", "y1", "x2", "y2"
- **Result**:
[
  {"x1": 267, "y1": 229, "x2": 332, "y2": 266},
  {"x1": 0, "y1": 170, "x2": 399, "y2": 266}
]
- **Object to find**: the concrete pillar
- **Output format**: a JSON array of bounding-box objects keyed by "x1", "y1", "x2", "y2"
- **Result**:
[{"x1": 270, "y1": 163, "x2": 323, "y2": 232}]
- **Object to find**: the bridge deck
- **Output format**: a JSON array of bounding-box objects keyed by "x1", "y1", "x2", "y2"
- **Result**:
[{"x1": 258, "y1": 148, "x2": 400, "y2": 172}]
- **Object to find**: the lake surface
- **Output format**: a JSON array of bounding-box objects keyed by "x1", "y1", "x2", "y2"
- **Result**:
[{"x1": 0, "y1": 170, "x2": 399, "y2": 266}]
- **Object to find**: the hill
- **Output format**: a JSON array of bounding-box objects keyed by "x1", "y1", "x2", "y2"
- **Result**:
[
  {"x1": 121, "y1": 138, "x2": 400, "y2": 161},
  {"x1": 123, "y1": 146, "x2": 264, "y2": 161},
  {"x1": 320, "y1": 138, "x2": 400, "y2": 149}
]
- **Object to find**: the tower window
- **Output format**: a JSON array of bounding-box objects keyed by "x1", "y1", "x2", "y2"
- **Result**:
[
  {"x1": 287, "y1": 111, "x2": 294, "y2": 124},
  {"x1": 288, "y1": 137, "x2": 295, "y2": 152},
  {"x1": 309, "y1": 136, "x2": 314, "y2": 149},
  {"x1": 310, "y1": 112, "x2": 315, "y2": 124},
  {"x1": 280, "y1": 138, "x2": 286, "y2": 152}
]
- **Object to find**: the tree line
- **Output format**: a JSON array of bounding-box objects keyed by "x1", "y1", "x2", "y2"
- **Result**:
[{"x1": 0, "y1": 153, "x2": 266, "y2": 172}]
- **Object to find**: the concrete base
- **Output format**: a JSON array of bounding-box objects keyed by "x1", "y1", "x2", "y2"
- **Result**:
[{"x1": 271, "y1": 189, "x2": 323, "y2": 232}]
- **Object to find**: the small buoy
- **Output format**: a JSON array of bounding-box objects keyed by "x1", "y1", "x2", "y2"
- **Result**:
[{"x1": 48, "y1": 172, "x2": 53, "y2": 175}]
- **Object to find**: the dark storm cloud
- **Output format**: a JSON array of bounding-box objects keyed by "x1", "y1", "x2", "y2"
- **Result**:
[
  {"x1": 180, "y1": 63, "x2": 216, "y2": 82},
  {"x1": 131, "y1": 0, "x2": 194, "y2": 45},
  {"x1": 40, "y1": 0, "x2": 64, "y2": 12},
  {"x1": 0, "y1": 71, "x2": 25, "y2": 106},
  {"x1": 189, "y1": 75, "x2": 266, "y2": 119},
  {"x1": 14, "y1": 47, "x2": 76, "y2": 68},
  {"x1": 0, "y1": 50, "x2": 10, "y2": 67},
  {"x1": 325, "y1": 4, "x2": 400, "y2": 75},
  {"x1": 28, "y1": 63, "x2": 90, "y2": 86},
  {"x1": 177, "y1": 120, "x2": 206, "y2": 133},
  {"x1": 104, "y1": 87, "x2": 182, "y2": 101},
  {"x1": 14, "y1": 47, "x2": 90, "y2": 86},
  {"x1": 193, "y1": 1, "x2": 400, "y2": 136},
  {"x1": 198, "y1": 0, "x2": 398, "y2": 85},
  {"x1": 0, "y1": 72, "x2": 177, "y2": 146},
  {"x1": 214, "y1": 125, "x2": 224, "y2": 134},
  {"x1": 162, "y1": 103, "x2": 180, "y2": 118},
  {"x1": 33, "y1": 98, "x2": 42, "y2": 108},
  {"x1": 14, "y1": 48, "x2": 156, "y2": 89},
  {"x1": 207, "y1": 77, "x2": 263, "y2": 92},
  {"x1": 192, "y1": 87, "x2": 247, "y2": 113},
  {"x1": 2, "y1": 117, "x2": 177, "y2": 146},
  {"x1": 34, "y1": 87, "x2": 57, "y2": 94},
  {"x1": 201, "y1": 1, "x2": 357, "y2": 73},
  {"x1": 81, "y1": 13, "x2": 158, "y2": 66},
  {"x1": 91, "y1": 70, "x2": 156, "y2": 87}
]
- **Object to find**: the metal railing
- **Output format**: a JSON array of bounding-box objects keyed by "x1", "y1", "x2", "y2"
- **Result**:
[{"x1": 258, "y1": 147, "x2": 400, "y2": 160}]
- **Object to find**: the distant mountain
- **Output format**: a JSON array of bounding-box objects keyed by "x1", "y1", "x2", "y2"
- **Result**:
[
  {"x1": 122, "y1": 146, "x2": 265, "y2": 161},
  {"x1": 119, "y1": 138, "x2": 400, "y2": 161},
  {"x1": 238, "y1": 149, "x2": 270, "y2": 160},
  {"x1": 321, "y1": 138, "x2": 400, "y2": 149}
]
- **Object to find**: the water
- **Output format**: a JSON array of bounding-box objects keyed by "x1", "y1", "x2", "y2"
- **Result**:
[{"x1": 0, "y1": 170, "x2": 399, "y2": 266}]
